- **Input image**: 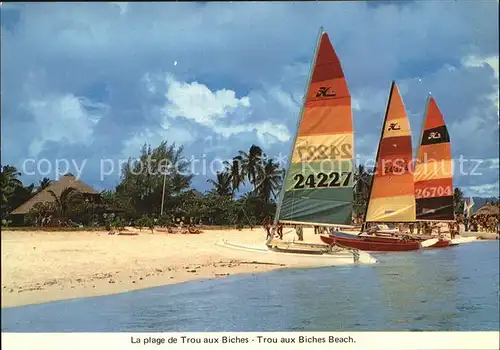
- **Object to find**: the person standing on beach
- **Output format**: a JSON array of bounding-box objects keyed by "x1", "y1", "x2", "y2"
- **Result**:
[
  {"x1": 296, "y1": 225, "x2": 304, "y2": 241},
  {"x1": 277, "y1": 221, "x2": 284, "y2": 240},
  {"x1": 264, "y1": 217, "x2": 271, "y2": 240}
]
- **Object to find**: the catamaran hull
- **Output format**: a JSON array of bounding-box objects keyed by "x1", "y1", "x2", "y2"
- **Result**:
[
  {"x1": 424, "y1": 239, "x2": 455, "y2": 248},
  {"x1": 214, "y1": 240, "x2": 377, "y2": 267},
  {"x1": 357, "y1": 234, "x2": 454, "y2": 249},
  {"x1": 334, "y1": 231, "x2": 456, "y2": 249},
  {"x1": 320, "y1": 234, "x2": 421, "y2": 252}
]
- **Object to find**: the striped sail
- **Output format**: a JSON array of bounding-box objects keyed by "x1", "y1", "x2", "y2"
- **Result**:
[
  {"x1": 414, "y1": 97, "x2": 454, "y2": 221},
  {"x1": 365, "y1": 81, "x2": 416, "y2": 222},
  {"x1": 278, "y1": 32, "x2": 354, "y2": 225}
]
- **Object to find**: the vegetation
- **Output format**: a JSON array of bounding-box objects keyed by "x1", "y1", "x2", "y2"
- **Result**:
[
  {"x1": 0, "y1": 142, "x2": 285, "y2": 228},
  {"x1": 1, "y1": 141, "x2": 496, "y2": 229}
]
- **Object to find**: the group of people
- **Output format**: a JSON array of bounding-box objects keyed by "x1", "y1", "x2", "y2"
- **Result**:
[
  {"x1": 263, "y1": 212, "x2": 500, "y2": 242},
  {"x1": 263, "y1": 218, "x2": 284, "y2": 240},
  {"x1": 462, "y1": 214, "x2": 499, "y2": 233},
  {"x1": 263, "y1": 218, "x2": 304, "y2": 241}
]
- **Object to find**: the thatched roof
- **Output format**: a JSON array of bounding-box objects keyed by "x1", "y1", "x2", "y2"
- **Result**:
[
  {"x1": 472, "y1": 204, "x2": 500, "y2": 217},
  {"x1": 11, "y1": 174, "x2": 98, "y2": 215}
]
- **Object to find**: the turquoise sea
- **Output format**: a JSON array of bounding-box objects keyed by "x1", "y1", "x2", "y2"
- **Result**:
[{"x1": 2, "y1": 241, "x2": 499, "y2": 332}]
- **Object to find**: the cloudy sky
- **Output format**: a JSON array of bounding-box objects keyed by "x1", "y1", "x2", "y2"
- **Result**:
[{"x1": 1, "y1": 1, "x2": 498, "y2": 197}]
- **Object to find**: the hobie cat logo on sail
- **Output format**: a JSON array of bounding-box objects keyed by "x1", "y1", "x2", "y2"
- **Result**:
[
  {"x1": 428, "y1": 132, "x2": 441, "y2": 140},
  {"x1": 316, "y1": 86, "x2": 336, "y2": 98},
  {"x1": 388, "y1": 123, "x2": 401, "y2": 131}
]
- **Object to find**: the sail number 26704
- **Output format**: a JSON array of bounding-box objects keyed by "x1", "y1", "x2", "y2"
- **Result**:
[
  {"x1": 294, "y1": 172, "x2": 352, "y2": 189},
  {"x1": 415, "y1": 186, "x2": 453, "y2": 199}
]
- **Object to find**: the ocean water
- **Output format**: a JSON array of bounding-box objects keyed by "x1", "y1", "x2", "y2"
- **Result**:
[{"x1": 2, "y1": 241, "x2": 499, "y2": 332}]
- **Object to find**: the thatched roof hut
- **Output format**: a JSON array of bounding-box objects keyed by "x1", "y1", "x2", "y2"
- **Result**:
[
  {"x1": 11, "y1": 174, "x2": 99, "y2": 215},
  {"x1": 472, "y1": 204, "x2": 500, "y2": 217}
]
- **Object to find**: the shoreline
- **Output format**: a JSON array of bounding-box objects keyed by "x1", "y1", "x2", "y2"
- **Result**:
[
  {"x1": 2, "y1": 227, "x2": 493, "y2": 309},
  {"x1": 2, "y1": 260, "x2": 285, "y2": 309},
  {"x1": 1, "y1": 228, "x2": 294, "y2": 309}
]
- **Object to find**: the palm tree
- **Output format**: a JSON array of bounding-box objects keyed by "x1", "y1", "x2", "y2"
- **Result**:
[
  {"x1": 206, "y1": 172, "x2": 233, "y2": 197},
  {"x1": 353, "y1": 165, "x2": 372, "y2": 218},
  {"x1": 38, "y1": 177, "x2": 53, "y2": 192},
  {"x1": 48, "y1": 186, "x2": 83, "y2": 219},
  {"x1": 354, "y1": 165, "x2": 371, "y2": 195},
  {"x1": 254, "y1": 158, "x2": 283, "y2": 203},
  {"x1": 0, "y1": 165, "x2": 23, "y2": 218},
  {"x1": 223, "y1": 156, "x2": 245, "y2": 194},
  {"x1": 238, "y1": 145, "x2": 263, "y2": 190},
  {"x1": 0, "y1": 165, "x2": 22, "y2": 204},
  {"x1": 453, "y1": 187, "x2": 464, "y2": 214}
]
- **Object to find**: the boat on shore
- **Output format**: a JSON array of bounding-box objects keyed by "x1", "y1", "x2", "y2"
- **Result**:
[
  {"x1": 320, "y1": 234, "x2": 421, "y2": 252},
  {"x1": 321, "y1": 82, "x2": 422, "y2": 252},
  {"x1": 220, "y1": 28, "x2": 377, "y2": 267},
  {"x1": 215, "y1": 239, "x2": 377, "y2": 266},
  {"x1": 322, "y1": 91, "x2": 460, "y2": 251}
]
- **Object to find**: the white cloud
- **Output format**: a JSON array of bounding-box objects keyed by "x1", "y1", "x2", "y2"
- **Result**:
[
  {"x1": 462, "y1": 55, "x2": 499, "y2": 119},
  {"x1": 488, "y1": 158, "x2": 500, "y2": 169},
  {"x1": 110, "y1": 2, "x2": 128, "y2": 15},
  {"x1": 25, "y1": 94, "x2": 105, "y2": 156},
  {"x1": 465, "y1": 180, "x2": 500, "y2": 197},
  {"x1": 141, "y1": 74, "x2": 292, "y2": 148},
  {"x1": 163, "y1": 74, "x2": 250, "y2": 128},
  {"x1": 462, "y1": 55, "x2": 499, "y2": 79}
]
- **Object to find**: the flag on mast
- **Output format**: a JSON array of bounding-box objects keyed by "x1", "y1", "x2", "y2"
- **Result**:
[{"x1": 463, "y1": 196, "x2": 475, "y2": 218}]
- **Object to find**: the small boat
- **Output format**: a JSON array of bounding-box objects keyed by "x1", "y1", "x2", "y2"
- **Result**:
[
  {"x1": 326, "y1": 82, "x2": 421, "y2": 252},
  {"x1": 216, "y1": 240, "x2": 376, "y2": 266},
  {"x1": 266, "y1": 238, "x2": 332, "y2": 255},
  {"x1": 320, "y1": 233, "x2": 421, "y2": 252}
]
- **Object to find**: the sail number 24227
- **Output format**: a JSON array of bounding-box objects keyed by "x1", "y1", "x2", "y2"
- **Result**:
[{"x1": 293, "y1": 172, "x2": 352, "y2": 189}]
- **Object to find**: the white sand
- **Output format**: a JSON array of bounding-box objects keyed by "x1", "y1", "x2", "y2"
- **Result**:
[{"x1": 1, "y1": 227, "x2": 334, "y2": 308}]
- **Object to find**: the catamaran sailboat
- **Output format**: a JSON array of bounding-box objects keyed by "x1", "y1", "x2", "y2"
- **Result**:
[
  {"x1": 266, "y1": 27, "x2": 374, "y2": 264},
  {"x1": 218, "y1": 28, "x2": 376, "y2": 266},
  {"x1": 321, "y1": 90, "x2": 457, "y2": 250},
  {"x1": 320, "y1": 81, "x2": 422, "y2": 252}
]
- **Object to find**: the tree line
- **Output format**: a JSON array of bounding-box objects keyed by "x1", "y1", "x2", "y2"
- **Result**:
[
  {"x1": 0, "y1": 141, "x2": 488, "y2": 228},
  {"x1": 0, "y1": 142, "x2": 285, "y2": 228}
]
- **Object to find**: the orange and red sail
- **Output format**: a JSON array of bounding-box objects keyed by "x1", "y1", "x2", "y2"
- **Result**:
[
  {"x1": 278, "y1": 32, "x2": 354, "y2": 225},
  {"x1": 414, "y1": 97, "x2": 454, "y2": 221},
  {"x1": 365, "y1": 81, "x2": 416, "y2": 222}
]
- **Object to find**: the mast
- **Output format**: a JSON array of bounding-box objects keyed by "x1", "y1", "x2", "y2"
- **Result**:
[
  {"x1": 361, "y1": 81, "x2": 395, "y2": 232},
  {"x1": 272, "y1": 26, "x2": 324, "y2": 229}
]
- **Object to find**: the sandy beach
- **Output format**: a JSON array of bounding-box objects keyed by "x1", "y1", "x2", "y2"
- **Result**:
[
  {"x1": 2, "y1": 227, "x2": 337, "y2": 308},
  {"x1": 1, "y1": 227, "x2": 288, "y2": 308},
  {"x1": 3, "y1": 226, "x2": 493, "y2": 309}
]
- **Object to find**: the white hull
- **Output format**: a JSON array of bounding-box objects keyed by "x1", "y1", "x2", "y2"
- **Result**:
[{"x1": 214, "y1": 239, "x2": 377, "y2": 267}]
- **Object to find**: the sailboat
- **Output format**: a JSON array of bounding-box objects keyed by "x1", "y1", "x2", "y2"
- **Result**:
[
  {"x1": 217, "y1": 28, "x2": 377, "y2": 266},
  {"x1": 413, "y1": 96, "x2": 456, "y2": 248},
  {"x1": 268, "y1": 28, "x2": 364, "y2": 257},
  {"x1": 320, "y1": 81, "x2": 422, "y2": 251}
]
